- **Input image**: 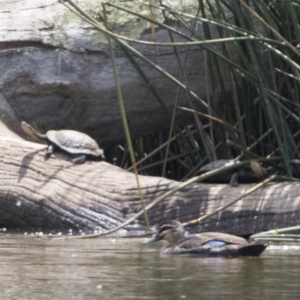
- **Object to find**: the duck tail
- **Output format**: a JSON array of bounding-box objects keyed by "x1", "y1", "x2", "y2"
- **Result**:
[{"x1": 239, "y1": 243, "x2": 268, "y2": 256}]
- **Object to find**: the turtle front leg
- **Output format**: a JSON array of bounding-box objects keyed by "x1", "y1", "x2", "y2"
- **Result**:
[
  {"x1": 229, "y1": 172, "x2": 239, "y2": 187},
  {"x1": 45, "y1": 144, "x2": 54, "y2": 158},
  {"x1": 72, "y1": 155, "x2": 86, "y2": 164}
]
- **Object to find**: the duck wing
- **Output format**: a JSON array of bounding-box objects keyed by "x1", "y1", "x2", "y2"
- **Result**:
[
  {"x1": 174, "y1": 232, "x2": 245, "y2": 250},
  {"x1": 192, "y1": 232, "x2": 248, "y2": 246}
]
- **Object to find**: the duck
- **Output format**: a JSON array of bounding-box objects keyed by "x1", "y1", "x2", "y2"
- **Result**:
[{"x1": 144, "y1": 220, "x2": 267, "y2": 257}]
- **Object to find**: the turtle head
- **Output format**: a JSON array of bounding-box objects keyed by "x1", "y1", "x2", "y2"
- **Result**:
[{"x1": 20, "y1": 121, "x2": 41, "y2": 140}]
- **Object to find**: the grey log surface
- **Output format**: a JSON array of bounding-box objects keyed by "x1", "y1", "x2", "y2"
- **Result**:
[
  {"x1": 0, "y1": 0, "x2": 239, "y2": 146},
  {"x1": 1, "y1": 122, "x2": 300, "y2": 236}
]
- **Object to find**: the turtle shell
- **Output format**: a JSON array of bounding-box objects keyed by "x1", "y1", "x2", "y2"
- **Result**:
[
  {"x1": 46, "y1": 130, "x2": 103, "y2": 157},
  {"x1": 199, "y1": 159, "x2": 261, "y2": 184},
  {"x1": 200, "y1": 159, "x2": 240, "y2": 172}
]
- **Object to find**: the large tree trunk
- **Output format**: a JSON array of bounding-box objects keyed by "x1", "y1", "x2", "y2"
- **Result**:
[{"x1": 1, "y1": 121, "x2": 300, "y2": 236}]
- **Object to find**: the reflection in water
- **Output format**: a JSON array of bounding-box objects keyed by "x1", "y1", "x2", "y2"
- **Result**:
[{"x1": 0, "y1": 235, "x2": 299, "y2": 300}]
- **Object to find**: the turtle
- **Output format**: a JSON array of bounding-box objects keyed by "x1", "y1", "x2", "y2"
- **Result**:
[
  {"x1": 21, "y1": 121, "x2": 105, "y2": 164},
  {"x1": 199, "y1": 159, "x2": 266, "y2": 187}
]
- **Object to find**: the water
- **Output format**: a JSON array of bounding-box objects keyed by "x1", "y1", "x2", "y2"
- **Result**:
[{"x1": 0, "y1": 233, "x2": 299, "y2": 300}]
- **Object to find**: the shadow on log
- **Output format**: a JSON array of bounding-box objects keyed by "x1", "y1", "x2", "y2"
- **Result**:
[{"x1": 1, "y1": 121, "x2": 300, "y2": 236}]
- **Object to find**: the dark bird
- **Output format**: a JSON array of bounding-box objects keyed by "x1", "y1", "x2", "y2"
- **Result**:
[{"x1": 144, "y1": 220, "x2": 267, "y2": 257}]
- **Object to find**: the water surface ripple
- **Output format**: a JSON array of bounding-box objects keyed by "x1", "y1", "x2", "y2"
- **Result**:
[{"x1": 0, "y1": 235, "x2": 299, "y2": 300}]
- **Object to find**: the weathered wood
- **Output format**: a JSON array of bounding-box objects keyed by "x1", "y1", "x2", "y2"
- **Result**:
[{"x1": 1, "y1": 121, "x2": 300, "y2": 236}]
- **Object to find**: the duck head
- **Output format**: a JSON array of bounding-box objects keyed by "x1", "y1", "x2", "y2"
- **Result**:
[{"x1": 144, "y1": 220, "x2": 185, "y2": 245}]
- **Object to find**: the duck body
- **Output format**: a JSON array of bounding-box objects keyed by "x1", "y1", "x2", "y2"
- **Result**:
[{"x1": 144, "y1": 221, "x2": 267, "y2": 257}]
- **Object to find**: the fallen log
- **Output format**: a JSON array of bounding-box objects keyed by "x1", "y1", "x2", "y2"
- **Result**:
[{"x1": 1, "y1": 121, "x2": 300, "y2": 237}]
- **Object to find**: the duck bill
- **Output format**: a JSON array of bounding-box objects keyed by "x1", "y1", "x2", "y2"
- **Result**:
[{"x1": 143, "y1": 234, "x2": 161, "y2": 244}]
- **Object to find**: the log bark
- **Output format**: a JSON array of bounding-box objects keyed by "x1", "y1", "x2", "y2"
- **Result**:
[{"x1": 1, "y1": 121, "x2": 300, "y2": 236}]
